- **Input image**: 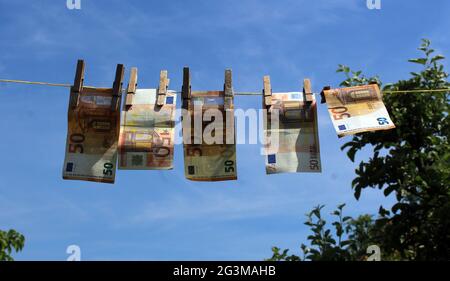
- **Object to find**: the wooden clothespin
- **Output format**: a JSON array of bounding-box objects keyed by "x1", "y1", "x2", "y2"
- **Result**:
[
  {"x1": 224, "y1": 69, "x2": 235, "y2": 144},
  {"x1": 368, "y1": 81, "x2": 381, "y2": 97},
  {"x1": 303, "y1": 78, "x2": 314, "y2": 106},
  {"x1": 70, "y1": 59, "x2": 85, "y2": 108},
  {"x1": 111, "y1": 64, "x2": 125, "y2": 111},
  {"x1": 125, "y1": 67, "x2": 138, "y2": 110},
  {"x1": 224, "y1": 69, "x2": 233, "y2": 110},
  {"x1": 182, "y1": 67, "x2": 191, "y2": 109},
  {"x1": 320, "y1": 86, "x2": 331, "y2": 104},
  {"x1": 156, "y1": 70, "x2": 169, "y2": 106},
  {"x1": 263, "y1": 75, "x2": 272, "y2": 108}
]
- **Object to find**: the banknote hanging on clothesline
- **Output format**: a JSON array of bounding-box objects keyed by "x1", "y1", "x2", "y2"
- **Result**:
[
  {"x1": 53, "y1": 60, "x2": 397, "y2": 183},
  {"x1": 179, "y1": 67, "x2": 238, "y2": 181},
  {"x1": 262, "y1": 76, "x2": 321, "y2": 174},
  {"x1": 63, "y1": 61, "x2": 124, "y2": 183},
  {"x1": 118, "y1": 68, "x2": 177, "y2": 170},
  {"x1": 321, "y1": 84, "x2": 396, "y2": 137}
]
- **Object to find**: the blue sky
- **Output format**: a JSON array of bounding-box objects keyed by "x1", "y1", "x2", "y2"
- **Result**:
[{"x1": 0, "y1": 0, "x2": 449, "y2": 260}]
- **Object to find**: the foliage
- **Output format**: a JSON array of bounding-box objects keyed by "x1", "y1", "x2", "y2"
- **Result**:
[
  {"x1": 267, "y1": 204, "x2": 377, "y2": 261},
  {"x1": 269, "y1": 39, "x2": 449, "y2": 261},
  {"x1": 0, "y1": 229, "x2": 25, "y2": 261},
  {"x1": 339, "y1": 39, "x2": 449, "y2": 260}
]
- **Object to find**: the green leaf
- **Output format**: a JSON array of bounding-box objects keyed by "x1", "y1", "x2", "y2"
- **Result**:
[
  {"x1": 408, "y1": 58, "x2": 428, "y2": 65},
  {"x1": 383, "y1": 185, "x2": 396, "y2": 197},
  {"x1": 354, "y1": 186, "x2": 362, "y2": 200},
  {"x1": 431, "y1": 55, "x2": 445, "y2": 63}
]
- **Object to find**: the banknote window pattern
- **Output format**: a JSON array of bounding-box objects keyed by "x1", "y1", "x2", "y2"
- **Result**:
[{"x1": 131, "y1": 155, "x2": 144, "y2": 166}]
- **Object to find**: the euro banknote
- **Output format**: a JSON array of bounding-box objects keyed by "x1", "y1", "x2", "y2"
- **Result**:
[
  {"x1": 118, "y1": 89, "x2": 176, "y2": 170},
  {"x1": 323, "y1": 84, "x2": 395, "y2": 137},
  {"x1": 182, "y1": 91, "x2": 237, "y2": 181},
  {"x1": 264, "y1": 92, "x2": 321, "y2": 174},
  {"x1": 63, "y1": 87, "x2": 121, "y2": 183}
]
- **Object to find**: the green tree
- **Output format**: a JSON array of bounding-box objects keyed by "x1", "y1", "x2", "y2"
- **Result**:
[
  {"x1": 339, "y1": 39, "x2": 449, "y2": 260},
  {"x1": 267, "y1": 204, "x2": 377, "y2": 261},
  {"x1": 269, "y1": 39, "x2": 449, "y2": 261},
  {"x1": 0, "y1": 229, "x2": 25, "y2": 261}
]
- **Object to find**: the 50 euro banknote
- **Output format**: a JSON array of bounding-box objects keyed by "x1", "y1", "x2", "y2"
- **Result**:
[
  {"x1": 323, "y1": 84, "x2": 395, "y2": 137},
  {"x1": 182, "y1": 91, "x2": 237, "y2": 181},
  {"x1": 63, "y1": 87, "x2": 121, "y2": 184},
  {"x1": 118, "y1": 89, "x2": 176, "y2": 170},
  {"x1": 264, "y1": 92, "x2": 321, "y2": 174}
]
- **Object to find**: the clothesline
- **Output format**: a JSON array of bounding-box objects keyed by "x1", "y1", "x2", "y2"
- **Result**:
[{"x1": 0, "y1": 78, "x2": 449, "y2": 95}]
